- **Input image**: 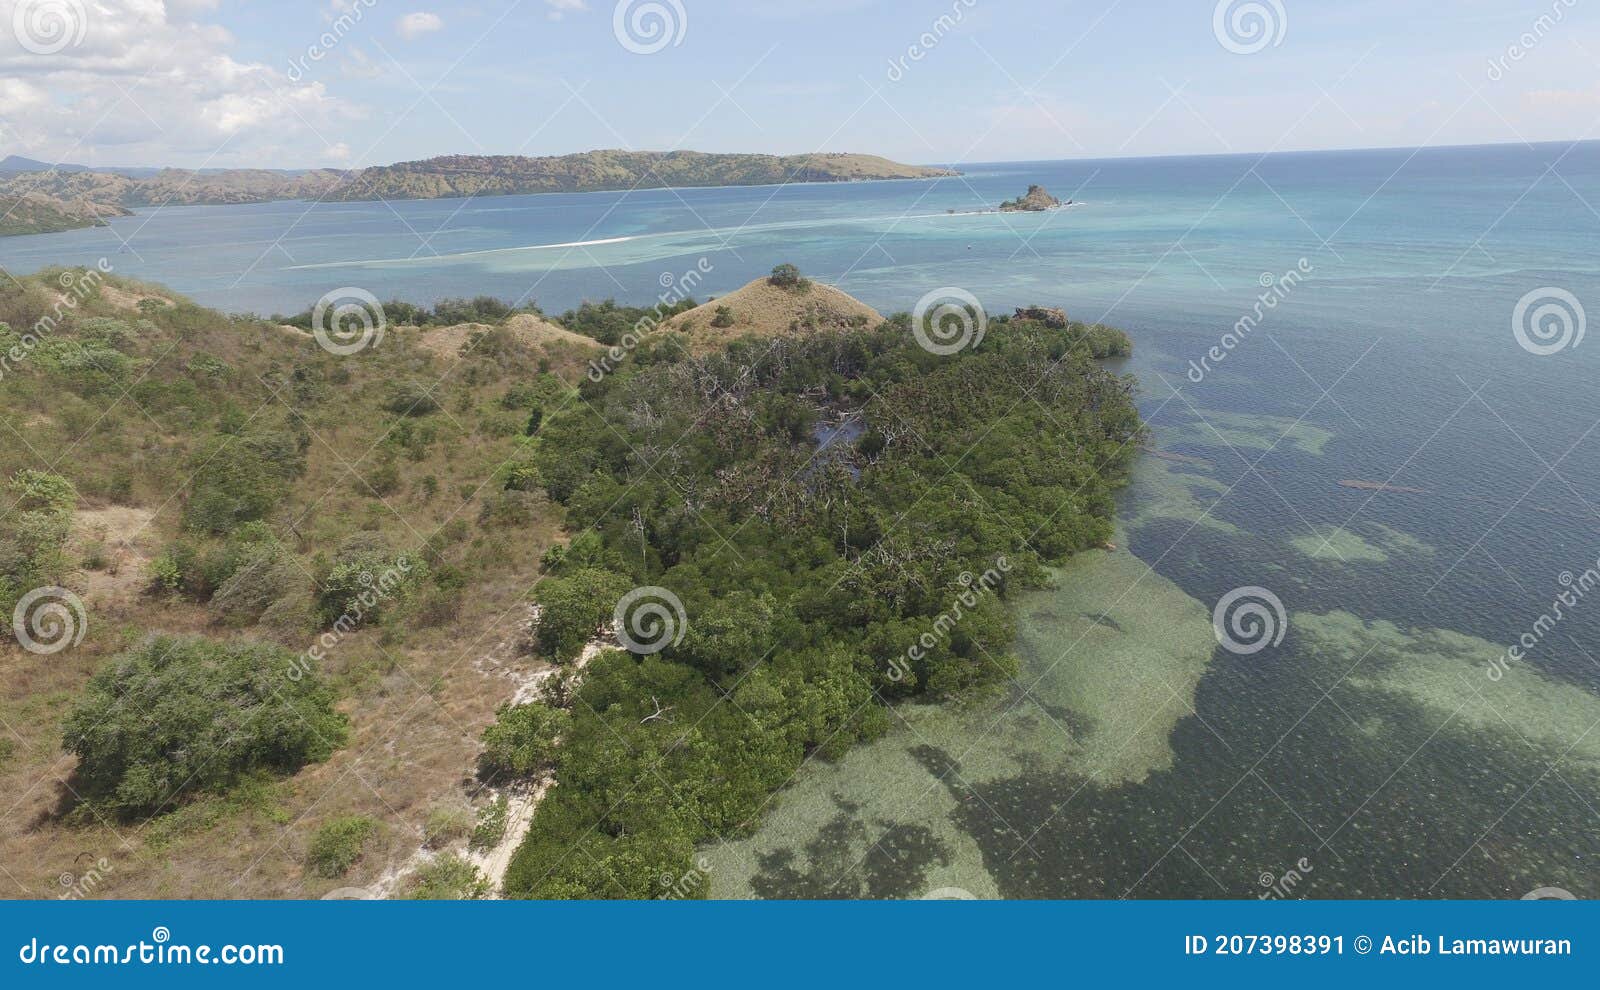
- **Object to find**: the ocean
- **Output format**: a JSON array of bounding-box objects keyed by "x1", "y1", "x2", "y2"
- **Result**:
[{"x1": 5, "y1": 141, "x2": 1598, "y2": 898}]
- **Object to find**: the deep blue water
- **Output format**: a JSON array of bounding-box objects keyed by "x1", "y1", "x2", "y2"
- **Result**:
[{"x1": 5, "y1": 142, "x2": 1599, "y2": 898}]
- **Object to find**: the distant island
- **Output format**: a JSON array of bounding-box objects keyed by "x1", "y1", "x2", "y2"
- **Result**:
[
  {"x1": 0, "y1": 150, "x2": 959, "y2": 236},
  {"x1": 999, "y1": 184, "x2": 1065, "y2": 212}
]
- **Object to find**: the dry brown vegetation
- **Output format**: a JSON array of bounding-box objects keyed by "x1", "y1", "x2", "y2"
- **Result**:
[
  {"x1": 0, "y1": 270, "x2": 593, "y2": 898},
  {"x1": 665, "y1": 277, "x2": 884, "y2": 354}
]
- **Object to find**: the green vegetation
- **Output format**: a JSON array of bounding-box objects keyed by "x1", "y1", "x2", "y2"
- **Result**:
[
  {"x1": 0, "y1": 258, "x2": 1134, "y2": 900},
  {"x1": 0, "y1": 469, "x2": 78, "y2": 618},
  {"x1": 531, "y1": 567, "x2": 633, "y2": 661},
  {"x1": 313, "y1": 533, "x2": 423, "y2": 626},
  {"x1": 322, "y1": 151, "x2": 958, "y2": 202},
  {"x1": 404, "y1": 854, "x2": 488, "y2": 899},
  {"x1": 767, "y1": 263, "x2": 810, "y2": 291},
  {"x1": 478, "y1": 702, "x2": 570, "y2": 781},
  {"x1": 306, "y1": 816, "x2": 378, "y2": 878},
  {"x1": 496, "y1": 309, "x2": 1141, "y2": 898},
  {"x1": 62, "y1": 636, "x2": 347, "y2": 819},
  {"x1": 0, "y1": 193, "x2": 129, "y2": 236},
  {"x1": 275, "y1": 295, "x2": 535, "y2": 330},
  {"x1": 423, "y1": 806, "x2": 474, "y2": 849},
  {"x1": 182, "y1": 428, "x2": 306, "y2": 534},
  {"x1": 557, "y1": 298, "x2": 698, "y2": 346},
  {"x1": 0, "y1": 265, "x2": 600, "y2": 895},
  {"x1": 470, "y1": 796, "x2": 510, "y2": 852}
]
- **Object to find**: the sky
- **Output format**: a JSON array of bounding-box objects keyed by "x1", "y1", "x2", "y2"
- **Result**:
[{"x1": 1, "y1": 0, "x2": 1598, "y2": 170}]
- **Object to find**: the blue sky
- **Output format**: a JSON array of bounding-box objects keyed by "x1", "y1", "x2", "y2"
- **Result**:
[{"x1": 2, "y1": 0, "x2": 1598, "y2": 168}]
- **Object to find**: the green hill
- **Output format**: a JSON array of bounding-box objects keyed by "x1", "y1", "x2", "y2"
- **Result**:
[{"x1": 0, "y1": 150, "x2": 957, "y2": 235}]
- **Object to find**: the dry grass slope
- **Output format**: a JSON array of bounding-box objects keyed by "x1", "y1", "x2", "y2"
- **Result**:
[{"x1": 665, "y1": 277, "x2": 884, "y2": 353}]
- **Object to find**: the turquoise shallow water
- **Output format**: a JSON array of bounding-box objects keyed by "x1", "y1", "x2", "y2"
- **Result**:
[{"x1": 5, "y1": 142, "x2": 1599, "y2": 898}]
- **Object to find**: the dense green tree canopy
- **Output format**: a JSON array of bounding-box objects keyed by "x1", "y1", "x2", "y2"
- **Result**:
[
  {"x1": 62, "y1": 636, "x2": 347, "y2": 818},
  {"x1": 497, "y1": 312, "x2": 1142, "y2": 898}
]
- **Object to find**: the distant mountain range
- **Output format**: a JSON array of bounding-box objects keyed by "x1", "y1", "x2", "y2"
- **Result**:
[
  {"x1": 0, "y1": 150, "x2": 958, "y2": 236},
  {"x1": 0, "y1": 154, "x2": 323, "y2": 179},
  {"x1": 1, "y1": 155, "x2": 94, "y2": 173}
]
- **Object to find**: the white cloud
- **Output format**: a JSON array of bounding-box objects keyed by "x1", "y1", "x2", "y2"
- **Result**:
[
  {"x1": 0, "y1": 77, "x2": 47, "y2": 111},
  {"x1": 545, "y1": 0, "x2": 589, "y2": 19},
  {"x1": 396, "y1": 12, "x2": 444, "y2": 39},
  {"x1": 340, "y1": 47, "x2": 387, "y2": 80},
  {"x1": 0, "y1": 0, "x2": 358, "y2": 167}
]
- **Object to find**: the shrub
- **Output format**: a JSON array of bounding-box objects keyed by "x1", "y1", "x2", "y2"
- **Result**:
[
  {"x1": 423, "y1": 806, "x2": 473, "y2": 849},
  {"x1": 307, "y1": 816, "x2": 377, "y2": 878},
  {"x1": 503, "y1": 462, "x2": 542, "y2": 492},
  {"x1": 76, "y1": 317, "x2": 138, "y2": 349},
  {"x1": 384, "y1": 381, "x2": 440, "y2": 416},
  {"x1": 148, "y1": 549, "x2": 183, "y2": 592},
  {"x1": 405, "y1": 854, "x2": 487, "y2": 899},
  {"x1": 710, "y1": 305, "x2": 735, "y2": 328},
  {"x1": 183, "y1": 430, "x2": 301, "y2": 534},
  {"x1": 10, "y1": 469, "x2": 77, "y2": 514},
  {"x1": 153, "y1": 524, "x2": 282, "y2": 603},
  {"x1": 0, "y1": 471, "x2": 77, "y2": 601},
  {"x1": 532, "y1": 567, "x2": 632, "y2": 661},
  {"x1": 362, "y1": 457, "x2": 401, "y2": 497},
  {"x1": 478, "y1": 489, "x2": 543, "y2": 528},
  {"x1": 767, "y1": 263, "x2": 805, "y2": 289},
  {"x1": 432, "y1": 295, "x2": 518, "y2": 326},
  {"x1": 316, "y1": 534, "x2": 421, "y2": 627},
  {"x1": 186, "y1": 354, "x2": 231, "y2": 380},
  {"x1": 62, "y1": 636, "x2": 347, "y2": 818},
  {"x1": 211, "y1": 551, "x2": 299, "y2": 626},
  {"x1": 478, "y1": 702, "x2": 570, "y2": 781},
  {"x1": 470, "y1": 796, "x2": 509, "y2": 851}
]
